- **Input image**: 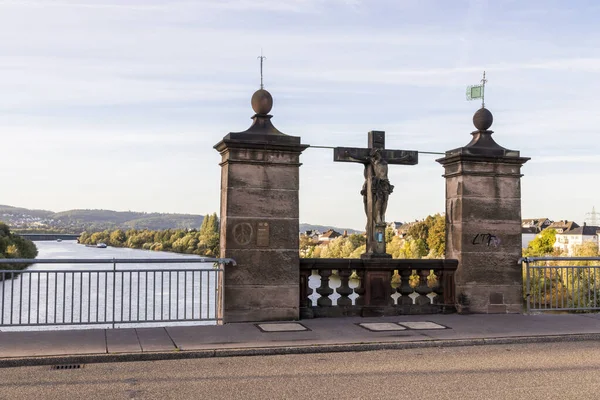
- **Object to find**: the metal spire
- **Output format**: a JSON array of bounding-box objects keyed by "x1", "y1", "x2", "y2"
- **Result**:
[
  {"x1": 257, "y1": 49, "x2": 266, "y2": 90},
  {"x1": 481, "y1": 71, "x2": 487, "y2": 108}
]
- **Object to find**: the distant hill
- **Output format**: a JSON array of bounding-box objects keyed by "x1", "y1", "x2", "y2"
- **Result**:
[
  {"x1": 299, "y1": 223, "x2": 362, "y2": 235},
  {"x1": 0, "y1": 205, "x2": 205, "y2": 233},
  {"x1": 0, "y1": 204, "x2": 362, "y2": 235},
  {"x1": 0, "y1": 205, "x2": 54, "y2": 219}
]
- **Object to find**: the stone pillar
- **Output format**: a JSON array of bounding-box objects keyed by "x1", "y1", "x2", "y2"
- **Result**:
[
  {"x1": 214, "y1": 89, "x2": 308, "y2": 323},
  {"x1": 437, "y1": 107, "x2": 529, "y2": 313}
]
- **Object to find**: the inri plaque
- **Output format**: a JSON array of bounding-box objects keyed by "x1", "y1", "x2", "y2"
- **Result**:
[{"x1": 257, "y1": 222, "x2": 269, "y2": 247}]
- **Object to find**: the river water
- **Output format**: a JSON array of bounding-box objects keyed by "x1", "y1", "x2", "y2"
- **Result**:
[{"x1": 0, "y1": 241, "x2": 218, "y2": 331}]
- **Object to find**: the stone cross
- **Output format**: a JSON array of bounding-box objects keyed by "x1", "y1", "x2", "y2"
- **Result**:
[{"x1": 334, "y1": 131, "x2": 418, "y2": 258}]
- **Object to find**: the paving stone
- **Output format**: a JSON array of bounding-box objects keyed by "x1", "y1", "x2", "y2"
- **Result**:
[
  {"x1": 358, "y1": 323, "x2": 407, "y2": 332},
  {"x1": 106, "y1": 329, "x2": 141, "y2": 353},
  {"x1": 398, "y1": 321, "x2": 446, "y2": 330},
  {"x1": 256, "y1": 323, "x2": 308, "y2": 332},
  {"x1": 136, "y1": 328, "x2": 176, "y2": 351}
]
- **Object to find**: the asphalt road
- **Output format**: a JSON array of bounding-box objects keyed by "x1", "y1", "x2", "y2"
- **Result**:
[{"x1": 1, "y1": 341, "x2": 600, "y2": 399}]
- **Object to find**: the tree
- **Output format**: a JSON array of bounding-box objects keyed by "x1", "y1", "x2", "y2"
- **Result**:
[
  {"x1": 407, "y1": 221, "x2": 429, "y2": 244},
  {"x1": 78, "y1": 222, "x2": 221, "y2": 257},
  {"x1": 299, "y1": 235, "x2": 316, "y2": 258},
  {"x1": 199, "y1": 213, "x2": 218, "y2": 236},
  {"x1": 347, "y1": 233, "x2": 366, "y2": 249},
  {"x1": 109, "y1": 229, "x2": 126, "y2": 246},
  {"x1": 524, "y1": 229, "x2": 557, "y2": 257},
  {"x1": 426, "y1": 214, "x2": 445, "y2": 258},
  {"x1": 0, "y1": 222, "x2": 38, "y2": 276},
  {"x1": 385, "y1": 226, "x2": 395, "y2": 243}
]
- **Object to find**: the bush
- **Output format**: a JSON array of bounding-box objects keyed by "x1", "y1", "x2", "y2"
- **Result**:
[{"x1": 0, "y1": 222, "x2": 39, "y2": 279}]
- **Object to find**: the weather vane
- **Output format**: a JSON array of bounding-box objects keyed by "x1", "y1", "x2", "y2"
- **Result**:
[
  {"x1": 257, "y1": 49, "x2": 266, "y2": 90},
  {"x1": 466, "y1": 71, "x2": 487, "y2": 108}
]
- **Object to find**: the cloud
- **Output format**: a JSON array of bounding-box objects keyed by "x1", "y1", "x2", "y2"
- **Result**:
[
  {"x1": 1, "y1": 0, "x2": 600, "y2": 225},
  {"x1": 0, "y1": 0, "x2": 362, "y2": 13}
]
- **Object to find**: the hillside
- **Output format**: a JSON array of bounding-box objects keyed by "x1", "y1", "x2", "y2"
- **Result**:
[
  {"x1": 299, "y1": 223, "x2": 361, "y2": 235},
  {"x1": 0, "y1": 205, "x2": 205, "y2": 233},
  {"x1": 0, "y1": 205, "x2": 362, "y2": 235}
]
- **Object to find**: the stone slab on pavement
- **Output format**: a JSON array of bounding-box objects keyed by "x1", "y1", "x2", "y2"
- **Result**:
[
  {"x1": 106, "y1": 329, "x2": 141, "y2": 353},
  {"x1": 166, "y1": 323, "x2": 259, "y2": 350},
  {"x1": 398, "y1": 322, "x2": 446, "y2": 330},
  {"x1": 359, "y1": 323, "x2": 406, "y2": 332},
  {"x1": 257, "y1": 323, "x2": 308, "y2": 332},
  {"x1": 135, "y1": 328, "x2": 177, "y2": 352},
  {"x1": 0, "y1": 329, "x2": 106, "y2": 358}
]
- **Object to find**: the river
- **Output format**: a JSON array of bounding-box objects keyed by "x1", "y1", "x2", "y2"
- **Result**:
[{"x1": 0, "y1": 241, "x2": 218, "y2": 331}]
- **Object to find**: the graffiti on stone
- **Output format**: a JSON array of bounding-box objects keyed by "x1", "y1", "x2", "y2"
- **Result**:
[{"x1": 471, "y1": 233, "x2": 500, "y2": 247}]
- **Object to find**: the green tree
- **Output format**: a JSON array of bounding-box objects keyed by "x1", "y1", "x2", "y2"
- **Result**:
[
  {"x1": 524, "y1": 229, "x2": 557, "y2": 257},
  {"x1": 426, "y1": 214, "x2": 445, "y2": 258},
  {"x1": 347, "y1": 233, "x2": 365, "y2": 249},
  {"x1": 0, "y1": 222, "x2": 38, "y2": 277},
  {"x1": 407, "y1": 221, "x2": 429, "y2": 244},
  {"x1": 299, "y1": 235, "x2": 316, "y2": 258},
  {"x1": 199, "y1": 213, "x2": 218, "y2": 236},
  {"x1": 78, "y1": 221, "x2": 221, "y2": 257},
  {"x1": 385, "y1": 225, "x2": 395, "y2": 244},
  {"x1": 109, "y1": 229, "x2": 126, "y2": 246}
]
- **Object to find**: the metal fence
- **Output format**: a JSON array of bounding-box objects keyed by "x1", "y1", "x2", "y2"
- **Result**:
[
  {"x1": 0, "y1": 258, "x2": 235, "y2": 329},
  {"x1": 521, "y1": 257, "x2": 600, "y2": 313}
]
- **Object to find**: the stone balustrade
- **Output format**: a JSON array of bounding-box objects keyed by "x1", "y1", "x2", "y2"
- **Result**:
[{"x1": 299, "y1": 258, "x2": 458, "y2": 318}]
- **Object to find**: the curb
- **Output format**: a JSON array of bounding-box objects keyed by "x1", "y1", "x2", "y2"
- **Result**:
[{"x1": 2, "y1": 333, "x2": 600, "y2": 368}]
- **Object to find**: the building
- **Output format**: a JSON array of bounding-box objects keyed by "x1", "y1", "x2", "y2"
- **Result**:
[
  {"x1": 318, "y1": 229, "x2": 342, "y2": 243},
  {"x1": 553, "y1": 224, "x2": 600, "y2": 255},
  {"x1": 302, "y1": 230, "x2": 321, "y2": 241},
  {"x1": 522, "y1": 218, "x2": 552, "y2": 231},
  {"x1": 387, "y1": 221, "x2": 404, "y2": 236},
  {"x1": 548, "y1": 220, "x2": 579, "y2": 234}
]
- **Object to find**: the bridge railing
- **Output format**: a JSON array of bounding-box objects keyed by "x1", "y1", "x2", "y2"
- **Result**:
[
  {"x1": 0, "y1": 257, "x2": 235, "y2": 330},
  {"x1": 299, "y1": 258, "x2": 458, "y2": 318},
  {"x1": 521, "y1": 257, "x2": 600, "y2": 313}
]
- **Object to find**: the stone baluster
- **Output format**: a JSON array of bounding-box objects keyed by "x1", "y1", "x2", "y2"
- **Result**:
[
  {"x1": 316, "y1": 269, "x2": 334, "y2": 307},
  {"x1": 336, "y1": 268, "x2": 353, "y2": 306},
  {"x1": 415, "y1": 268, "x2": 433, "y2": 305},
  {"x1": 397, "y1": 268, "x2": 414, "y2": 305},
  {"x1": 299, "y1": 269, "x2": 313, "y2": 308},
  {"x1": 353, "y1": 269, "x2": 366, "y2": 306},
  {"x1": 431, "y1": 269, "x2": 443, "y2": 304}
]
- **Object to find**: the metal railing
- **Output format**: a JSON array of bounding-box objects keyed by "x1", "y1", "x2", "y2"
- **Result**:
[
  {"x1": 0, "y1": 257, "x2": 235, "y2": 329},
  {"x1": 521, "y1": 257, "x2": 600, "y2": 313}
]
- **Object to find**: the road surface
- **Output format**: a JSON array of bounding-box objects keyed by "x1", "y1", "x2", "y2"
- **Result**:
[{"x1": 1, "y1": 341, "x2": 599, "y2": 399}]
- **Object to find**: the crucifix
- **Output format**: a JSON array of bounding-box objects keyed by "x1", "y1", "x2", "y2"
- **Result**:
[{"x1": 334, "y1": 131, "x2": 418, "y2": 259}]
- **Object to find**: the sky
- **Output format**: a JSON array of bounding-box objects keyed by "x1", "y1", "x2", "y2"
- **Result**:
[{"x1": 2, "y1": 0, "x2": 600, "y2": 231}]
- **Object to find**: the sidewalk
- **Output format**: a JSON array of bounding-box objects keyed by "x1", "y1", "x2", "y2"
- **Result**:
[{"x1": 1, "y1": 313, "x2": 600, "y2": 368}]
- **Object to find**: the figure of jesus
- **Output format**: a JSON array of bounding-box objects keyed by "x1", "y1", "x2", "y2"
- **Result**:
[
  {"x1": 334, "y1": 131, "x2": 417, "y2": 257},
  {"x1": 361, "y1": 149, "x2": 394, "y2": 224},
  {"x1": 347, "y1": 148, "x2": 394, "y2": 228}
]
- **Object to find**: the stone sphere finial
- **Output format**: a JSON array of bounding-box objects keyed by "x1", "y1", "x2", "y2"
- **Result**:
[
  {"x1": 473, "y1": 107, "x2": 493, "y2": 131},
  {"x1": 251, "y1": 89, "x2": 273, "y2": 115}
]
